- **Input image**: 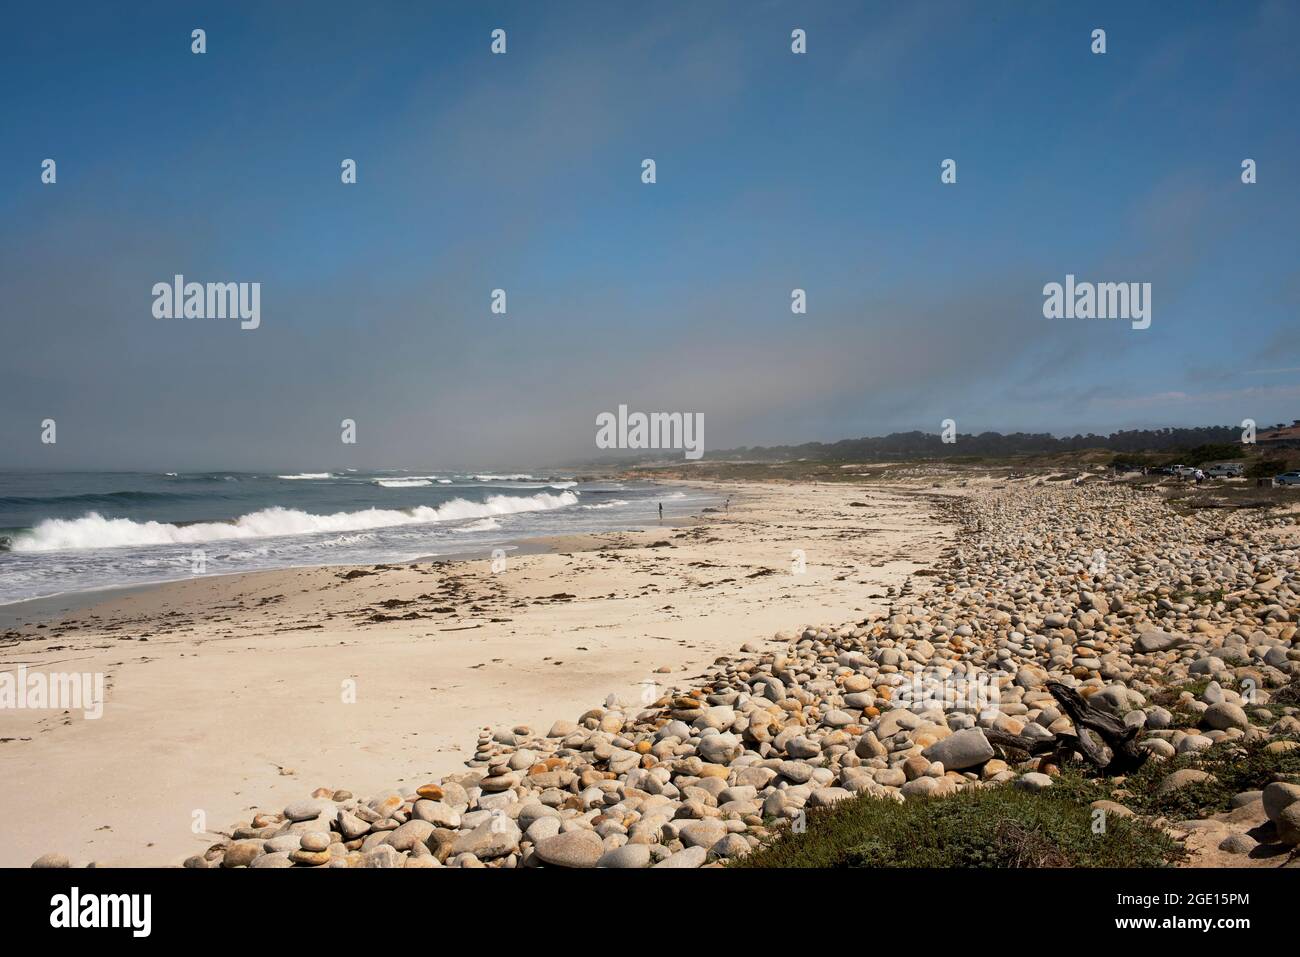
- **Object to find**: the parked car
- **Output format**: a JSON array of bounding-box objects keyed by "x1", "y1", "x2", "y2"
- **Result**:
[
  {"x1": 1173, "y1": 465, "x2": 1198, "y2": 478},
  {"x1": 1206, "y1": 464, "x2": 1243, "y2": 478},
  {"x1": 1150, "y1": 466, "x2": 1175, "y2": 476},
  {"x1": 1275, "y1": 471, "x2": 1300, "y2": 486}
]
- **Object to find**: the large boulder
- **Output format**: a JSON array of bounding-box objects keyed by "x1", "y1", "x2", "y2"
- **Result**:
[
  {"x1": 1261, "y1": 782, "x2": 1300, "y2": 823},
  {"x1": 922, "y1": 727, "x2": 994, "y2": 770},
  {"x1": 1275, "y1": 804, "x2": 1300, "y2": 846},
  {"x1": 1202, "y1": 701, "x2": 1249, "y2": 731}
]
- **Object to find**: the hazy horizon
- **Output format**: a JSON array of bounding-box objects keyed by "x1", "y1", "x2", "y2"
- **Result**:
[{"x1": 0, "y1": 416, "x2": 1275, "y2": 474}]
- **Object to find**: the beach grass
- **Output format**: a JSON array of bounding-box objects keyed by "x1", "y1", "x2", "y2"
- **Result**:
[
  {"x1": 736, "y1": 733, "x2": 1300, "y2": 868},
  {"x1": 733, "y1": 779, "x2": 1183, "y2": 869}
]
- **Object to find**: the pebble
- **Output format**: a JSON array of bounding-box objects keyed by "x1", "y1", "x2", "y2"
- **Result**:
[
  {"x1": 678, "y1": 819, "x2": 728, "y2": 848},
  {"x1": 363, "y1": 845, "x2": 403, "y2": 868},
  {"x1": 221, "y1": 840, "x2": 264, "y2": 868},
  {"x1": 1014, "y1": 772, "x2": 1053, "y2": 791},
  {"x1": 387, "y1": 820, "x2": 435, "y2": 852},
  {"x1": 597, "y1": 844, "x2": 652, "y2": 868},
  {"x1": 534, "y1": 830, "x2": 604, "y2": 868},
  {"x1": 416, "y1": 800, "x2": 462, "y2": 832},
  {"x1": 652, "y1": 846, "x2": 708, "y2": 869},
  {"x1": 1218, "y1": 833, "x2": 1256, "y2": 854},
  {"x1": 298, "y1": 832, "x2": 330, "y2": 852},
  {"x1": 283, "y1": 798, "x2": 335, "y2": 822},
  {"x1": 250, "y1": 852, "x2": 294, "y2": 868},
  {"x1": 449, "y1": 817, "x2": 521, "y2": 861},
  {"x1": 288, "y1": 849, "x2": 331, "y2": 866},
  {"x1": 1158, "y1": 769, "x2": 1215, "y2": 795}
]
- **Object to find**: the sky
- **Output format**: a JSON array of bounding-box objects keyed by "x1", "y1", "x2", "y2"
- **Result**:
[{"x1": 1, "y1": 0, "x2": 1297, "y2": 470}]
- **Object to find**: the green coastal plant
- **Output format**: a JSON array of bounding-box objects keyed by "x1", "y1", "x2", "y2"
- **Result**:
[{"x1": 732, "y1": 781, "x2": 1181, "y2": 869}]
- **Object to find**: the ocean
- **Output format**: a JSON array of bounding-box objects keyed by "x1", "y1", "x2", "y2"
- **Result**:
[{"x1": 0, "y1": 470, "x2": 715, "y2": 606}]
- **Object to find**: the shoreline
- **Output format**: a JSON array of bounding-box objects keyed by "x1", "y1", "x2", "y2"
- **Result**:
[
  {"x1": 0, "y1": 483, "x2": 712, "y2": 630},
  {"x1": 0, "y1": 478, "x2": 945, "y2": 866},
  {"x1": 6, "y1": 472, "x2": 1298, "y2": 869}
]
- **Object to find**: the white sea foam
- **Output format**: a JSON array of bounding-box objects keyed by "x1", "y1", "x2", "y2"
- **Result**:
[
  {"x1": 453, "y1": 518, "x2": 501, "y2": 533},
  {"x1": 277, "y1": 473, "x2": 333, "y2": 480},
  {"x1": 580, "y1": 499, "x2": 629, "y2": 510},
  {"x1": 472, "y1": 473, "x2": 536, "y2": 481},
  {"x1": 9, "y1": 492, "x2": 579, "y2": 552},
  {"x1": 374, "y1": 479, "x2": 433, "y2": 488}
]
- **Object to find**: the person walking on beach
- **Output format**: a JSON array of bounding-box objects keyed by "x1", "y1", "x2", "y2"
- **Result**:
[{"x1": 658, "y1": 502, "x2": 663, "y2": 522}]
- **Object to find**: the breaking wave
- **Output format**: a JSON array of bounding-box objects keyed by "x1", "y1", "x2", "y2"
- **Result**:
[{"x1": 8, "y1": 492, "x2": 579, "y2": 552}]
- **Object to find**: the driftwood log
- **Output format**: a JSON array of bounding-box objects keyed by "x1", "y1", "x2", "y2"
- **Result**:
[{"x1": 983, "y1": 681, "x2": 1148, "y2": 776}]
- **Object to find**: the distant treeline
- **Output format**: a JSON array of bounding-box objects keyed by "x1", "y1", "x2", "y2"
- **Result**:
[{"x1": 708, "y1": 427, "x2": 1245, "y2": 462}]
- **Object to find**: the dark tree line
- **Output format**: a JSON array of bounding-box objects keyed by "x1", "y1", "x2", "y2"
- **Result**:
[{"x1": 709, "y1": 426, "x2": 1246, "y2": 462}]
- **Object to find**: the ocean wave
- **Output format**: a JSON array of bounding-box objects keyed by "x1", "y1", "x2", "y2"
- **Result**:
[
  {"x1": 0, "y1": 490, "x2": 199, "y2": 507},
  {"x1": 472, "y1": 473, "x2": 537, "y2": 481},
  {"x1": 453, "y1": 518, "x2": 501, "y2": 533},
  {"x1": 580, "y1": 500, "x2": 628, "y2": 510},
  {"x1": 277, "y1": 473, "x2": 333, "y2": 480},
  {"x1": 8, "y1": 492, "x2": 580, "y2": 552},
  {"x1": 373, "y1": 479, "x2": 433, "y2": 488},
  {"x1": 164, "y1": 472, "x2": 244, "y2": 482}
]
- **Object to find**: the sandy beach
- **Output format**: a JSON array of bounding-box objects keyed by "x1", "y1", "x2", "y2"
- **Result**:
[{"x1": 0, "y1": 479, "x2": 951, "y2": 867}]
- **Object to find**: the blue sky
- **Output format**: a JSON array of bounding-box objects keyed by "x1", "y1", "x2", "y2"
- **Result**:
[{"x1": 1, "y1": 1, "x2": 1297, "y2": 468}]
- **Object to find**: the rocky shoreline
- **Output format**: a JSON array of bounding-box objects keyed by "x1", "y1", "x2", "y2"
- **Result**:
[{"x1": 33, "y1": 481, "x2": 1300, "y2": 868}]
